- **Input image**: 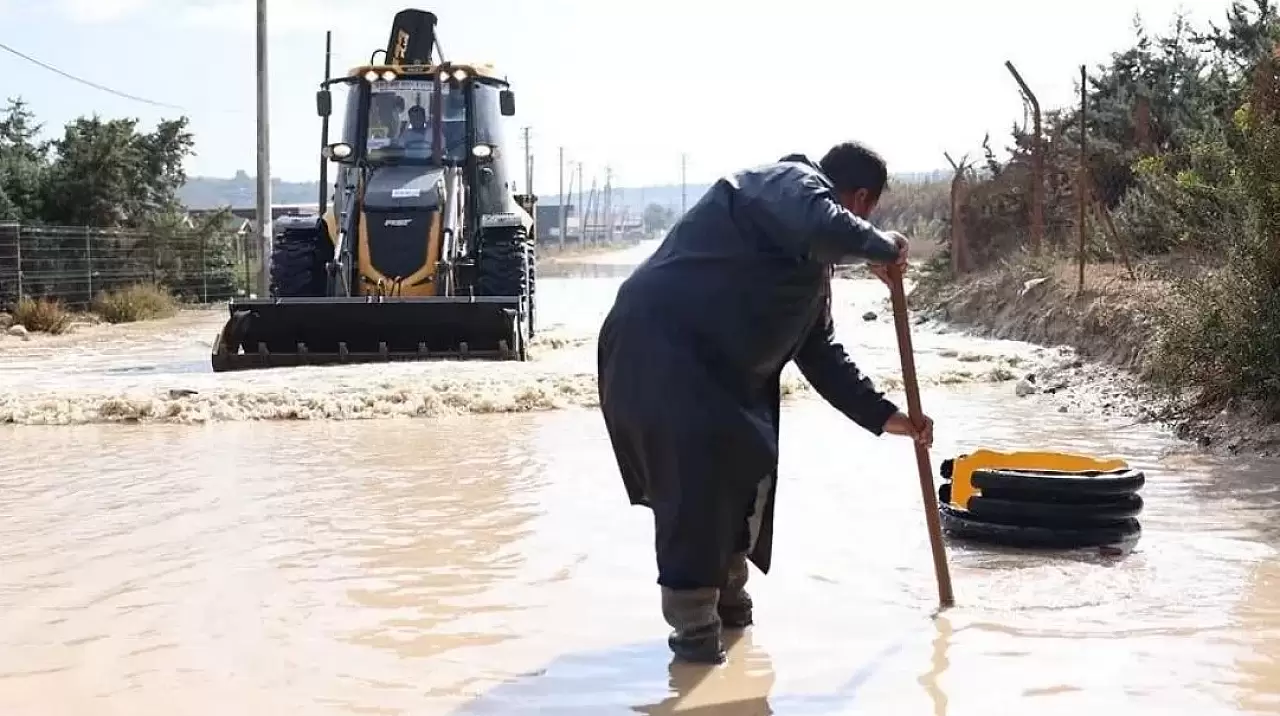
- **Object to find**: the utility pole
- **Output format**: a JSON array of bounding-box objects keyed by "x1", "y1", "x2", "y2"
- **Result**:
[
  {"x1": 576, "y1": 162, "x2": 584, "y2": 245},
  {"x1": 604, "y1": 165, "x2": 613, "y2": 243},
  {"x1": 255, "y1": 0, "x2": 272, "y2": 297},
  {"x1": 558, "y1": 146, "x2": 566, "y2": 247},
  {"x1": 588, "y1": 177, "x2": 599, "y2": 246},
  {"x1": 565, "y1": 165, "x2": 576, "y2": 246},
  {"x1": 616, "y1": 188, "x2": 625, "y2": 238},
  {"x1": 680, "y1": 153, "x2": 687, "y2": 216},
  {"x1": 521, "y1": 127, "x2": 532, "y2": 194}
]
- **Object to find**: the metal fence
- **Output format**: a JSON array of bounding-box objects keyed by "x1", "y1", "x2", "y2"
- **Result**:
[
  {"x1": 0, "y1": 223, "x2": 261, "y2": 308},
  {"x1": 941, "y1": 62, "x2": 1141, "y2": 289}
]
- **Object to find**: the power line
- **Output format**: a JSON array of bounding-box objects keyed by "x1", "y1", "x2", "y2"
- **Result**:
[{"x1": 0, "y1": 39, "x2": 188, "y2": 111}]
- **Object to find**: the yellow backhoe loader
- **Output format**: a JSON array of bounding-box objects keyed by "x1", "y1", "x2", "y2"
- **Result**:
[{"x1": 212, "y1": 8, "x2": 537, "y2": 371}]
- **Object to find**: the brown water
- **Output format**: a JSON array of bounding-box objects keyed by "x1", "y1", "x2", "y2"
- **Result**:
[{"x1": 1, "y1": 244, "x2": 1279, "y2": 714}]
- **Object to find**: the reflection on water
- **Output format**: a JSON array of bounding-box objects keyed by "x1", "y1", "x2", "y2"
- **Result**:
[
  {"x1": 920, "y1": 615, "x2": 951, "y2": 716},
  {"x1": 1233, "y1": 559, "x2": 1280, "y2": 714},
  {"x1": 538, "y1": 260, "x2": 640, "y2": 280},
  {"x1": 457, "y1": 631, "x2": 782, "y2": 715},
  {"x1": 1, "y1": 240, "x2": 1279, "y2": 713}
]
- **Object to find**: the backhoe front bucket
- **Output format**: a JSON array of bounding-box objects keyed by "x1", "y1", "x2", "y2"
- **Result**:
[{"x1": 210, "y1": 296, "x2": 527, "y2": 372}]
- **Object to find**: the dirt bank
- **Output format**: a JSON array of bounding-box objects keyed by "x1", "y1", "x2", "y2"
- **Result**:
[
  {"x1": 911, "y1": 257, "x2": 1161, "y2": 370},
  {"x1": 909, "y1": 256, "x2": 1280, "y2": 455}
]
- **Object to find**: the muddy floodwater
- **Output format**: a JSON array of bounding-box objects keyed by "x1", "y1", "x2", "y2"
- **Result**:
[{"x1": 2, "y1": 242, "x2": 1279, "y2": 715}]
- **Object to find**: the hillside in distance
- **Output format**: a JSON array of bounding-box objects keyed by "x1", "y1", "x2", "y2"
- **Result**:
[
  {"x1": 178, "y1": 169, "x2": 948, "y2": 214},
  {"x1": 180, "y1": 171, "x2": 322, "y2": 210}
]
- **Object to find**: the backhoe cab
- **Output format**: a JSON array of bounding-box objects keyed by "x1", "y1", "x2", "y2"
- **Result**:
[{"x1": 212, "y1": 8, "x2": 537, "y2": 372}]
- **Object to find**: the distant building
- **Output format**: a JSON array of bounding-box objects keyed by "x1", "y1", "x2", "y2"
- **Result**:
[
  {"x1": 583, "y1": 215, "x2": 645, "y2": 238},
  {"x1": 183, "y1": 204, "x2": 321, "y2": 234},
  {"x1": 227, "y1": 204, "x2": 321, "y2": 222},
  {"x1": 535, "y1": 203, "x2": 576, "y2": 242}
]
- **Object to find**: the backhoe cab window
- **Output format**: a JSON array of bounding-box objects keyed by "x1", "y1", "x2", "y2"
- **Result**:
[
  {"x1": 472, "y1": 83, "x2": 510, "y2": 149},
  {"x1": 365, "y1": 80, "x2": 466, "y2": 163}
]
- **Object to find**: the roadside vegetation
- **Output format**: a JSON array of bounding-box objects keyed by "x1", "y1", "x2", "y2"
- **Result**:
[
  {"x1": 2, "y1": 282, "x2": 182, "y2": 338},
  {"x1": 896, "y1": 0, "x2": 1280, "y2": 428},
  {"x1": 90, "y1": 284, "x2": 179, "y2": 324},
  {"x1": 0, "y1": 98, "x2": 242, "y2": 332},
  {"x1": 10, "y1": 296, "x2": 72, "y2": 334}
]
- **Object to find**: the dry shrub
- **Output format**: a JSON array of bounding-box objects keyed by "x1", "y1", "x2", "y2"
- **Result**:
[
  {"x1": 91, "y1": 284, "x2": 178, "y2": 324},
  {"x1": 11, "y1": 297, "x2": 73, "y2": 334}
]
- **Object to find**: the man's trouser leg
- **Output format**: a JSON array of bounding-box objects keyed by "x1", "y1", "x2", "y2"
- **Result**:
[
  {"x1": 719, "y1": 478, "x2": 763, "y2": 628},
  {"x1": 719, "y1": 546, "x2": 752, "y2": 629},
  {"x1": 659, "y1": 584, "x2": 723, "y2": 664},
  {"x1": 652, "y1": 480, "x2": 752, "y2": 664}
]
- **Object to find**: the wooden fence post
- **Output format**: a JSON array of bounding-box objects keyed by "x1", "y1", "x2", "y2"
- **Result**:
[{"x1": 1077, "y1": 65, "x2": 1088, "y2": 294}]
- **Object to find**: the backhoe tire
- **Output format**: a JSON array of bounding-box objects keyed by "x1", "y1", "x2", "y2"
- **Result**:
[
  {"x1": 527, "y1": 245, "x2": 537, "y2": 337},
  {"x1": 477, "y1": 227, "x2": 533, "y2": 302},
  {"x1": 269, "y1": 222, "x2": 329, "y2": 298}
]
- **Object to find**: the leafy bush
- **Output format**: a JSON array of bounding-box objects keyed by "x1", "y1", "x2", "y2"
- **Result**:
[{"x1": 1148, "y1": 56, "x2": 1280, "y2": 415}]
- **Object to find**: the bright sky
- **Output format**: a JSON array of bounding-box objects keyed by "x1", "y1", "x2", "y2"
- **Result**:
[{"x1": 0, "y1": 0, "x2": 1238, "y2": 193}]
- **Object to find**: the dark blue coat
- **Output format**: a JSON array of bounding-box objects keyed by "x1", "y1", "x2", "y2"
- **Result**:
[{"x1": 597, "y1": 154, "x2": 902, "y2": 584}]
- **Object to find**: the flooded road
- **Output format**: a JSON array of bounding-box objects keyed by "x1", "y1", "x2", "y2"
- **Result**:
[{"x1": 1, "y1": 241, "x2": 1279, "y2": 714}]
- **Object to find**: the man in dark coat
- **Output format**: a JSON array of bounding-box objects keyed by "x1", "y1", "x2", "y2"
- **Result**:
[{"x1": 596, "y1": 141, "x2": 935, "y2": 664}]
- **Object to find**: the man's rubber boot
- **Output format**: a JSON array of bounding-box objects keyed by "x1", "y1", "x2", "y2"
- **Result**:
[
  {"x1": 661, "y1": 586, "x2": 725, "y2": 664},
  {"x1": 718, "y1": 552, "x2": 753, "y2": 629}
]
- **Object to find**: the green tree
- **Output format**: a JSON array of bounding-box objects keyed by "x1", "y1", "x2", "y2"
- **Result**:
[
  {"x1": 1194, "y1": 0, "x2": 1280, "y2": 73},
  {"x1": 41, "y1": 115, "x2": 194, "y2": 227},
  {"x1": 0, "y1": 98, "x2": 49, "y2": 222},
  {"x1": 1150, "y1": 52, "x2": 1280, "y2": 413}
]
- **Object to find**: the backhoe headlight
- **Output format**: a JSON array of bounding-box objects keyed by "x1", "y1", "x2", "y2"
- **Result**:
[
  {"x1": 380, "y1": 70, "x2": 397, "y2": 81},
  {"x1": 363, "y1": 70, "x2": 379, "y2": 82},
  {"x1": 452, "y1": 69, "x2": 468, "y2": 82},
  {"x1": 472, "y1": 144, "x2": 492, "y2": 158},
  {"x1": 324, "y1": 142, "x2": 354, "y2": 160}
]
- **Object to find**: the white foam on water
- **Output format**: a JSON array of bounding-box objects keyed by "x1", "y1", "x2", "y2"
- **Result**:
[{"x1": 0, "y1": 252, "x2": 1062, "y2": 425}]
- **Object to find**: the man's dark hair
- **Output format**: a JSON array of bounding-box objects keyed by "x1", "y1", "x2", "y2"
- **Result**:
[{"x1": 819, "y1": 141, "x2": 888, "y2": 199}]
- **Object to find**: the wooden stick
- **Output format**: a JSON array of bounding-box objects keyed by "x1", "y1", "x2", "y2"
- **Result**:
[
  {"x1": 887, "y1": 267, "x2": 955, "y2": 608},
  {"x1": 1091, "y1": 192, "x2": 1137, "y2": 281}
]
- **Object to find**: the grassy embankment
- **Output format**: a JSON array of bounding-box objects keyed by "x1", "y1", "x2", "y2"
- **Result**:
[
  {"x1": 910, "y1": 255, "x2": 1160, "y2": 373},
  {"x1": 908, "y1": 251, "x2": 1280, "y2": 454}
]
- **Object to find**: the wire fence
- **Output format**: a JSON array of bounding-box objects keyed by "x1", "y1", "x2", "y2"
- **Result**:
[
  {"x1": 0, "y1": 220, "x2": 659, "y2": 313},
  {"x1": 939, "y1": 61, "x2": 1145, "y2": 290},
  {"x1": 0, "y1": 223, "x2": 262, "y2": 309}
]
